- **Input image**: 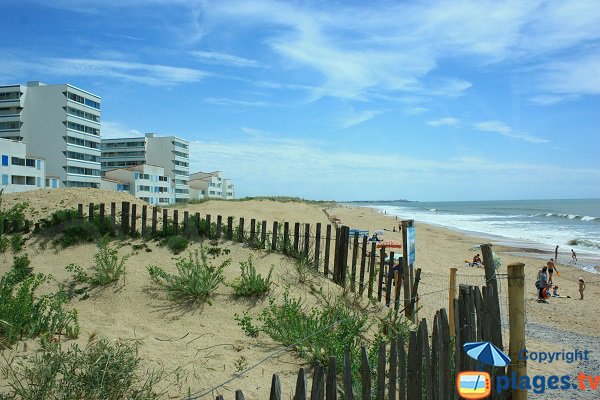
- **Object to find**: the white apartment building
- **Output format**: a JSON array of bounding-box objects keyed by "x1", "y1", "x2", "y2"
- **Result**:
[
  {"x1": 189, "y1": 171, "x2": 235, "y2": 200},
  {"x1": 0, "y1": 138, "x2": 49, "y2": 193},
  {"x1": 0, "y1": 81, "x2": 101, "y2": 188},
  {"x1": 100, "y1": 164, "x2": 175, "y2": 205},
  {"x1": 101, "y1": 133, "x2": 190, "y2": 202}
]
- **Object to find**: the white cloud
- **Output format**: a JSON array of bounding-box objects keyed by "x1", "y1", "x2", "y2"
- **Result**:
[
  {"x1": 191, "y1": 51, "x2": 261, "y2": 67},
  {"x1": 405, "y1": 107, "x2": 428, "y2": 115},
  {"x1": 427, "y1": 117, "x2": 460, "y2": 127},
  {"x1": 473, "y1": 120, "x2": 549, "y2": 143},
  {"x1": 536, "y1": 54, "x2": 600, "y2": 95},
  {"x1": 339, "y1": 110, "x2": 384, "y2": 129},
  {"x1": 202, "y1": 97, "x2": 269, "y2": 107},
  {"x1": 101, "y1": 121, "x2": 143, "y2": 139}
]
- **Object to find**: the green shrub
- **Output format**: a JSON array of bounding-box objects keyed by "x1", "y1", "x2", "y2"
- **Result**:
[
  {"x1": 0, "y1": 337, "x2": 164, "y2": 399},
  {"x1": 10, "y1": 233, "x2": 25, "y2": 253},
  {"x1": 55, "y1": 222, "x2": 99, "y2": 247},
  {"x1": 231, "y1": 256, "x2": 273, "y2": 298},
  {"x1": 0, "y1": 235, "x2": 9, "y2": 255},
  {"x1": 233, "y1": 312, "x2": 259, "y2": 337},
  {"x1": 65, "y1": 237, "x2": 129, "y2": 287},
  {"x1": 148, "y1": 247, "x2": 230, "y2": 304},
  {"x1": 161, "y1": 235, "x2": 188, "y2": 254},
  {"x1": 238, "y1": 289, "x2": 369, "y2": 366},
  {"x1": 12, "y1": 254, "x2": 32, "y2": 282},
  {"x1": 0, "y1": 270, "x2": 79, "y2": 347}
]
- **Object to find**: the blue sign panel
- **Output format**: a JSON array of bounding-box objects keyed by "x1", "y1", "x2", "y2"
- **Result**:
[{"x1": 407, "y1": 226, "x2": 416, "y2": 264}]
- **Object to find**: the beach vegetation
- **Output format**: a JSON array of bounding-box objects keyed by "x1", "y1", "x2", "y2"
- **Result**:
[
  {"x1": 0, "y1": 235, "x2": 8, "y2": 255},
  {"x1": 0, "y1": 267, "x2": 79, "y2": 347},
  {"x1": 147, "y1": 246, "x2": 230, "y2": 304},
  {"x1": 65, "y1": 237, "x2": 130, "y2": 287},
  {"x1": 10, "y1": 233, "x2": 25, "y2": 253},
  {"x1": 12, "y1": 254, "x2": 32, "y2": 281},
  {"x1": 231, "y1": 256, "x2": 273, "y2": 298},
  {"x1": 0, "y1": 337, "x2": 164, "y2": 399},
  {"x1": 159, "y1": 235, "x2": 189, "y2": 254}
]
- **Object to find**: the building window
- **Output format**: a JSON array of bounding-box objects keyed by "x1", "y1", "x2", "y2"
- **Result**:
[
  {"x1": 11, "y1": 157, "x2": 25, "y2": 166},
  {"x1": 1, "y1": 155, "x2": 7, "y2": 166},
  {"x1": 36, "y1": 160, "x2": 41, "y2": 170},
  {"x1": 1, "y1": 174, "x2": 8, "y2": 185},
  {"x1": 67, "y1": 121, "x2": 99, "y2": 136},
  {"x1": 66, "y1": 166, "x2": 101, "y2": 176},
  {"x1": 67, "y1": 106, "x2": 100, "y2": 122},
  {"x1": 66, "y1": 136, "x2": 99, "y2": 149},
  {"x1": 52, "y1": 179, "x2": 58, "y2": 188},
  {"x1": 67, "y1": 151, "x2": 99, "y2": 163},
  {"x1": 25, "y1": 159, "x2": 35, "y2": 167},
  {"x1": 36, "y1": 177, "x2": 41, "y2": 187}
]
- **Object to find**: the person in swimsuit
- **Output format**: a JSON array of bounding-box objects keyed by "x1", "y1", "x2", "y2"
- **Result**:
[{"x1": 547, "y1": 258, "x2": 558, "y2": 284}]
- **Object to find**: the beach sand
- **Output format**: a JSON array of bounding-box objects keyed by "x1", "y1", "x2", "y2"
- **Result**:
[{"x1": 1, "y1": 191, "x2": 598, "y2": 398}]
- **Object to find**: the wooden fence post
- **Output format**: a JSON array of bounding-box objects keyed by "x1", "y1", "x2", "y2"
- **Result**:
[
  {"x1": 183, "y1": 211, "x2": 189, "y2": 234},
  {"x1": 261, "y1": 220, "x2": 267, "y2": 248},
  {"x1": 121, "y1": 201, "x2": 130, "y2": 234},
  {"x1": 216, "y1": 215, "x2": 223, "y2": 239},
  {"x1": 508, "y1": 262, "x2": 527, "y2": 400},
  {"x1": 78, "y1": 203, "x2": 83, "y2": 220},
  {"x1": 99, "y1": 203, "x2": 105, "y2": 225},
  {"x1": 195, "y1": 213, "x2": 201, "y2": 236},
  {"x1": 343, "y1": 349, "x2": 354, "y2": 400},
  {"x1": 250, "y1": 218, "x2": 256, "y2": 244},
  {"x1": 388, "y1": 338, "x2": 397, "y2": 400},
  {"x1": 385, "y1": 251, "x2": 394, "y2": 306},
  {"x1": 314, "y1": 223, "x2": 322, "y2": 270},
  {"x1": 151, "y1": 207, "x2": 157, "y2": 234},
  {"x1": 481, "y1": 244, "x2": 503, "y2": 349},
  {"x1": 377, "y1": 247, "x2": 385, "y2": 302},
  {"x1": 409, "y1": 268, "x2": 422, "y2": 321},
  {"x1": 293, "y1": 222, "x2": 300, "y2": 253},
  {"x1": 337, "y1": 226, "x2": 350, "y2": 286},
  {"x1": 303, "y1": 223, "x2": 310, "y2": 258},
  {"x1": 130, "y1": 204, "x2": 137, "y2": 233},
  {"x1": 360, "y1": 346, "x2": 371, "y2": 400},
  {"x1": 376, "y1": 341, "x2": 386, "y2": 400},
  {"x1": 227, "y1": 216, "x2": 233, "y2": 240},
  {"x1": 406, "y1": 331, "x2": 418, "y2": 400},
  {"x1": 173, "y1": 210, "x2": 178, "y2": 234},
  {"x1": 326, "y1": 357, "x2": 337, "y2": 400},
  {"x1": 88, "y1": 203, "x2": 94, "y2": 222},
  {"x1": 359, "y1": 235, "x2": 367, "y2": 295},
  {"x1": 312, "y1": 363, "x2": 325, "y2": 400},
  {"x1": 367, "y1": 242, "x2": 377, "y2": 299},
  {"x1": 206, "y1": 214, "x2": 212, "y2": 238},
  {"x1": 270, "y1": 374, "x2": 281, "y2": 400},
  {"x1": 350, "y1": 232, "x2": 359, "y2": 292},
  {"x1": 295, "y1": 368, "x2": 307, "y2": 400},
  {"x1": 324, "y1": 225, "x2": 331, "y2": 277},
  {"x1": 141, "y1": 205, "x2": 147, "y2": 236},
  {"x1": 449, "y1": 268, "x2": 457, "y2": 338},
  {"x1": 271, "y1": 221, "x2": 278, "y2": 250},
  {"x1": 283, "y1": 222, "x2": 290, "y2": 251},
  {"x1": 238, "y1": 217, "x2": 245, "y2": 243},
  {"x1": 162, "y1": 209, "x2": 168, "y2": 234},
  {"x1": 110, "y1": 202, "x2": 116, "y2": 227},
  {"x1": 397, "y1": 334, "x2": 406, "y2": 400}
]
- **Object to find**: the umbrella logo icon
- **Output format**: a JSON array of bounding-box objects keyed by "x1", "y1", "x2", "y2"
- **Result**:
[{"x1": 456, "y1": 342, "x2": 511, "y2": 399}]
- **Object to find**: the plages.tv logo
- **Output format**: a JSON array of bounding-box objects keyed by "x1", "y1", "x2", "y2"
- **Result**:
[{"x1": 456, "y1": 342, "x2": 511, "y2": 399}]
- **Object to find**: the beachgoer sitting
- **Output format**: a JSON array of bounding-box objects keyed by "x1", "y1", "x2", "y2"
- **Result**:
[
  {"x1": 538, "y1": 267, "x2": 549, "y2": 303},
  {"x1": 472, "y1": 254, "x2": 482, "y2": 267},
  {"x1": 552, "y1": 285, "x2": 560, "y2": 297}
]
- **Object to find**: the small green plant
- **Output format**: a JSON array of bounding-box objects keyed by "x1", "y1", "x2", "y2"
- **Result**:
[
  {"x1": 159, "y1": 235, "x2": 189, "y2": 254},
  {"x1": 10, "y1": 233, "x2": 25, "y2": 253},
  {"x1": 234, "y1": 356, "x2": 248, "y2": 373},
  {"x1": 148, "y1": 246, "x2": 231, "y2": 304},
  {"x1": 231, "y1": 256, "x2": 273, "y2": 298},
  {"x1": 91, "y1": 237, "x2": 129, "y2": 285},
  {"x1": 0, "y1": 270, "x2": 79, "y2": 347},
  {"x1": 0, "y1": 337, "x2": 164, "y2": 399},
  {"x1": 234, "y1": 312, "x2": 259, "y2": 337},
  {"x1": 65, "y1": 237, "x2": 129, "y2": 287},
  {"x1": 12, "y1": 254, "x2": 32, "y2": 281}
]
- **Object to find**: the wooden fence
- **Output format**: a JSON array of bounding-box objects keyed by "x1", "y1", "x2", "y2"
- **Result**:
[{"x1": 192, "y1": 281, "x2": 511, "y2": 400}]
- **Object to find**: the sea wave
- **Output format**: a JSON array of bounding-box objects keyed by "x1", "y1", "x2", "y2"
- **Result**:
[
  {"x1": 542, "y1": 213, "x2": 598, "y2": 222},
  {"x1": 567, "y1": 239, "x2": 600, "y2": 250}
]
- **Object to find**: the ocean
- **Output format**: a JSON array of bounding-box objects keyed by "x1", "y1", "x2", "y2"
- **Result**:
[{"x1": 363, "y1": 199, "x2": 600, "y2": 273}]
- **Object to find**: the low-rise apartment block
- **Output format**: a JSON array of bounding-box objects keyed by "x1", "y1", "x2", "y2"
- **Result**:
[
  {"x1": 101, "y1": 133, "x2": 189, "y2": 202},
  {"x1": 0, "y1": 138, "x2": 48, "y2": 193},
  {"x1": 0, "y1": 81, "x2": 102, "y2": 189},
  {"x1": 100, "y1": 164, "x2": 175, "y2": 205},
  {"x1": 189, "y1": 171, "x2": 235, "y2": 200}
]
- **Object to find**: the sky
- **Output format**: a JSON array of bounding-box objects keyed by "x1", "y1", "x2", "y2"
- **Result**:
[{"x1": 1, "y1": 0, "x2": 599, "y2": 201}]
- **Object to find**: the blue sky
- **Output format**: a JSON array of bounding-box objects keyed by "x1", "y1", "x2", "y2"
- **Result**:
[{"x1": 2, "y1": 0, "x2": 599, "y2": 201}]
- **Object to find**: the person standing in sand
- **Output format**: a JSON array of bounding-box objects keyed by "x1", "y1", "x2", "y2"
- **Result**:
[
  {"x1": 579, "y1": 278, "x2": 586, "y2": 300},
  {"x1": 547, "y1": 258, "x2": 558, "y2": 284},
  {"x1": 572, "y1": 249, "x2": 577, "y2": 262},
  {"x1": 538, "y1": 267, "x2": 549, "y2": 303},
  {"x1": 555, "y1": 245, "x2": 559, "y2": 262}
]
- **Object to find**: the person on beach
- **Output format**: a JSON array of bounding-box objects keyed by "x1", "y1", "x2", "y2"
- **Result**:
[
  {"x1": 555, "y1": 245, "x2": 559, "y2": 262},
  {"x1": 472, "y1": 254, "x2": 482, "y2": 267},
  {"x1": 552, "y1": 285, "x2": 560, "y2": 297},
  {"x1": 579, "y1": 278, "x2": 586, "y2": 300},
  {"x1": 547, "y1": 258, "x2": 558, "y2": 284},
  {"x1": 572, "y1": 249, "x2": 578, "y2": 262},
  {"x1": 538, "y1": 267, "x2": 549, "y2": 303}
]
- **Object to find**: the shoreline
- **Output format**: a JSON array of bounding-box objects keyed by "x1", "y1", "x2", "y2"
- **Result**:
[{"x1": 362, "y1": 204, "x2": 600, "y2": 273}]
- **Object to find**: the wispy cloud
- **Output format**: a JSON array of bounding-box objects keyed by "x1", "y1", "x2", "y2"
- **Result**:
[
  {"x1": 202, "y1": 97, "x2": 269, "y2": 107},
  {"x1": 191, "y1": 51, "x2": 261, "y2": 67},
  {"x1": 427, "y1": 117, "x2": 460, "y2": 127},
  {"x1": 405, "y1": 107, "x2": 428, "y2": 115},
  {"x1": 339, "y1": 110, "x2": 384, "y2": 129},
  {"x1": 473, "y1": 120, "x2": 549, "y2": 143},
  {"x1": 536, "y1": 54, "x2": 600, "y2": 96},
  {"x1": 101, "y1": 121, "x2": 143, "y2": 139}
]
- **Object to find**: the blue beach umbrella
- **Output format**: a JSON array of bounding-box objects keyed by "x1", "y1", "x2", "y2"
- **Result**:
[{"x1": 463, "y1": 342, "x2": 511, "y2": 367}]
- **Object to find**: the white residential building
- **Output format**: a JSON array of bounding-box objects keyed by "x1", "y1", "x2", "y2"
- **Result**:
[
  {"x1": 0, "y1": 138, "x2": 51, "y2": 193},
  {"x1": 0, "y1": 81, "x2": 101, "y2": 188},
  {"x1": 189, "y1": 171, "x2": 235, "y2": 200},
  {"x1": 101, "y1": 133, "x2": 189, "y2": 202},
  {"x1": 100, "y1": 164, "x2": 175, "y2": 205}
]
